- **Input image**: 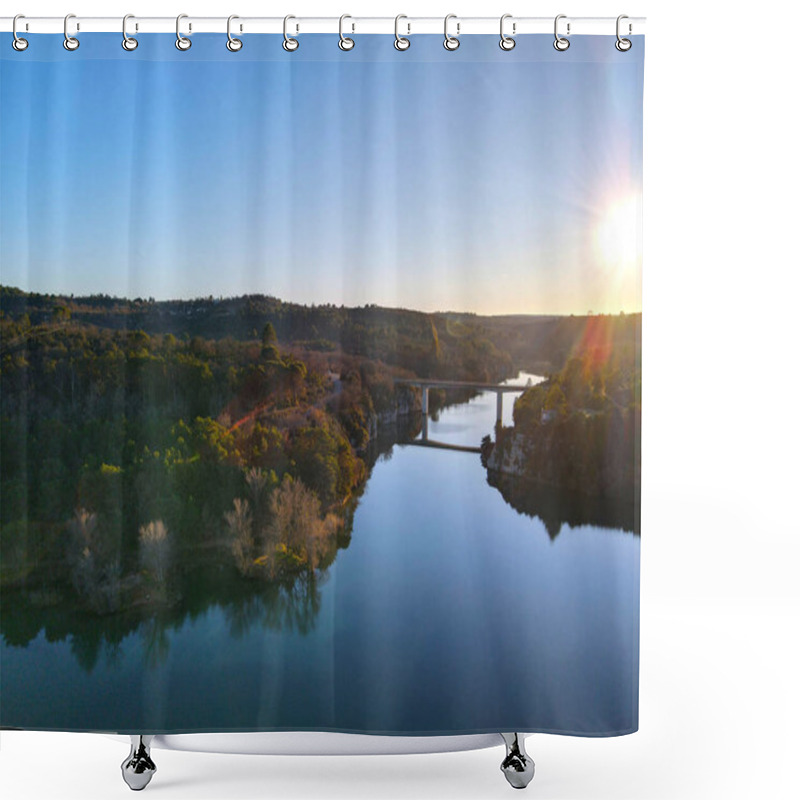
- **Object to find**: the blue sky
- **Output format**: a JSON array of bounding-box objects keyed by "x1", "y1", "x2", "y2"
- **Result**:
[{"x1": 0, "y1": 34, "x2": 643, "y2": 315}]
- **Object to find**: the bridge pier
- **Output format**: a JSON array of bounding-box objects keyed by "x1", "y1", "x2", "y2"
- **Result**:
[
  {"x1": 398, "y1": 378, "x2": 527, "y2": 440},
  {"x1": 394, "y1": 378, "x2": 531, "y2": 451}
]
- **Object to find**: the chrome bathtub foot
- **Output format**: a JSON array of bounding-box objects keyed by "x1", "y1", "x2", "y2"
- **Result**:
[
  {"x1": 121, "y1": 735, "x2": 156, "y2": 791},
  {"x1": 500, "y1": 733, "x2": 535, "y2": 789}
]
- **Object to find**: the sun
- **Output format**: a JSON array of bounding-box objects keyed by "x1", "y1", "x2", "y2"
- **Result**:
[{"x1": 595, "y1": 194, "x2": 641, "y2": 277}]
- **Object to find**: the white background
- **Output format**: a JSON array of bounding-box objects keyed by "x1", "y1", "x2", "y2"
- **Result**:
[{"x1": 1, "y1": 1, "x2": 799, "y2": 798}]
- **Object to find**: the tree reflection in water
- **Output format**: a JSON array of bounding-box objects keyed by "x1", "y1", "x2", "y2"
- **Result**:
[
  {"x1": 0, "y1": 429, "x2": 416, "y2": 670},
  {"x1": 486, "y1": 471, "x2": 640, "y2": 539},
  {"x1": 2, "y1": 414, "x2": 636, "y2": 673},
  {"x1": 223, "y1": 569, "x2": 328, "y2": 641},
  {"x1": 1, "y1": 551, "x2": 337, "y2": 671}
]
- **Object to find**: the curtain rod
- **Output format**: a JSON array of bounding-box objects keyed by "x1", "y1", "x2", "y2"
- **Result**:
[{"x1": 2, "y1": 16, "x2": 645, "y2": 36}]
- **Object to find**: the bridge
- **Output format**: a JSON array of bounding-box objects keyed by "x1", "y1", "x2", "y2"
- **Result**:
[
  {"x1": 403, "y1": 439, "x2": 482, "y2": 454},
  {"x1": 394, "y1": 378, "x2": 530, "y2": 425},
  {"x1": 394, "y1": 378, "x2": 532, "y2": 451}
]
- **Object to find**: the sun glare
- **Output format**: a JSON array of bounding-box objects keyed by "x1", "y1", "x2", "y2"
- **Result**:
[{"x1": 595, "y1": 195, "x2": 640, "y2": 277}]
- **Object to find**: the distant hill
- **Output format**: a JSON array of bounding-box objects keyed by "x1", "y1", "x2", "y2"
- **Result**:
[
  {"x1": 478, "y1": 312, "x2": 641, "y2": 374},
  {"x1": 0, "y1": 286, "x2": 640, "y2": 375}
]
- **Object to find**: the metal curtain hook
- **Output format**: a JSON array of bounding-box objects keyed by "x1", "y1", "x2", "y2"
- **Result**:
[
  {"x1": 227, "y1": 15, "x2": 242, "y2": 51},
  {"x1": 339, "y1": 14, "x2": 355, "y2": 50},
  {"x1": 554, "y1": 15, "x2": 570, "y2": 51},
  {"x1": 394, "y1": 14, "x2": 410, "y2": 51},
  {"x1": 122, "y1": 14, "x2": 138, "y2": 51},
  {"x1": 176, "y1": 14, "x2": 191, "y2": 51},
  {"x1": 63, "y1": 13, "x2": 79, "y2": 51},
  {"x1": 12, "y1": 14, "x2": 28, "y2": 51},
  {"x1": 283, "y1": 15, "x2": 299, "y2": 51},
  {"x1": 444, "y1": 14, "x2": 460, "y2": 51},
  {"x1": 499, "y1": 14, "x2": 515, "y2": 51},
  {"x1": 616, "y1": 14, "x2": 632, "y2": 51}
]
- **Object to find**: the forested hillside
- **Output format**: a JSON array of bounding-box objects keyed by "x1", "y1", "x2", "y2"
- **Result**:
[
  {"x1": 1, "y1": 286, "x2": 641, "y2": 614},
  {"x1": 482, "y1": 313, "x2": 641, "y2": 517}
]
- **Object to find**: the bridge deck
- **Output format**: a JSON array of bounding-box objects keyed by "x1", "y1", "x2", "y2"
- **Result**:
[
  {"x1": 393, "y1": 379, "x2": 531, "y2": 393},
  {"x1": 404, "y1": 439, "x2": 482, "y2": 454}
]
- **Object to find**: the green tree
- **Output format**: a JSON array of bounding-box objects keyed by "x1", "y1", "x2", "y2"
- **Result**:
[
  {"x1": 262, "y1": 322, "x2": 277, "y2": 347},
  {"x1": 544, "y1": 383, "x2": 568, "y2": 418},
  {"x1": 289, "y1": 426, "x2": 340, "y2": 507}
]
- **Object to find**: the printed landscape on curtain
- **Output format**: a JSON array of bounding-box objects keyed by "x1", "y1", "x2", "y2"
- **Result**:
[{"x1": 0, "y1": 32, "x2": 643, "y2": 736}]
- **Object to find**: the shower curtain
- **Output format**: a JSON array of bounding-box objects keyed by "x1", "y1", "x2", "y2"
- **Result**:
[{"x1": 0, "y1": 29, "x2": 643, "y2": 738}]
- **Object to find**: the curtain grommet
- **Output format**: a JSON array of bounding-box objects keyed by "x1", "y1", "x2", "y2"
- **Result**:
[
  {"x1": 226, "y1": 15, "x2": 243, "y2": 51},
  {"x1": 394, "y1": 15, "x2": 410, "y2": 51},
  {"x1": 554, "y1": 15, "x2": 570, "y2": 51},
  {"x1": 175, "y1": 14, "x2": 192, "y2": 51},
  {"x1": 615, "y1": 15, "x2": 632, "y2": 51},
  {"x1": 443, "y1": 14, "x2": 460, "y2": 51},
  {"x1": 339, "y1": 15, "x2": 355, "y2": 51},
  {"x1": 63, "y1": 13, "x2": 80, "y2": 51},
  {"x1": 283, "y1": 15, "x2": 299, "y2": 51},
  {"x1": 499, "y1": 14, "x2": 516, "y2": 51},
  {"x1": 122, "y1": 14, "x2": 138, "y2": 51},
  {"x1": 12, "y1": 15, "x2": 29, "y2": 51}
]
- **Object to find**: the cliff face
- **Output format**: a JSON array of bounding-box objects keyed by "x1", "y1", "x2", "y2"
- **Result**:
[
  {"x1": 485, "y1": 430, "x2": 532, "y2": 476},
  {"x1": 486, "y1": 430, "x2": 579, "y2": 490},
  {"x1": 484, "y1": 408, "x2": 640, "y2": 498},
  {"x1": 367, "y1": 386, "x2": 422, "y2": 441}
]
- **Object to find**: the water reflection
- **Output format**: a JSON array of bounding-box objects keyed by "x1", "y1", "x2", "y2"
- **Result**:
[
  {"x1": 1, "y1": 383, "x2": 636, "y2": 670},
  {"x1": 1, "y1": 378, "x2": 639, "y2": 735},
  {"x1": 0, "y1": 416, "x2": 420, "y2": 669},
  {"x1": 0, "y1": 562, "x2": 333, "y2": 671},
  {"x1": 486, "y1": 470, "x2": 640, "y2": 538}
]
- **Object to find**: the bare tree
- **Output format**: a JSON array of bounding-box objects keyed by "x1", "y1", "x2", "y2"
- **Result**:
[
  {"x1": 225, "y1": 497, "x2": 255, "y2": 576},
  {"x1": 66, "y1": 508, "x2": 121, "y2": 614},
  {"x1": 268, "y1": 477, "x2": 324, "y2": 571},
  {"x1": 138, "y1": 520, "x2": 172, "y2": 587},
  {"x1": 227, "y1": 477, "x2": 340, "y2": 580},
  {"x1": 67, "y1": 508, "x2": 98, "y2": 598},
  {"x1": 245, "y1": 467, "x2": 271, "y2": 531}
]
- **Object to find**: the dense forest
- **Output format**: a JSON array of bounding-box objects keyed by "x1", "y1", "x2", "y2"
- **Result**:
[
  {"x1": 1, "y1": 286, "x2": 641, "y2": 616},
  {"x1": 0, "y1": 286, "x2": 639, "y2": 375},
  {"x1": 479, "y1": 311, "x2": 641, "y2": 376},
  {"x1": 0, "y1": 287, "x2": 511, "y2": 615}
]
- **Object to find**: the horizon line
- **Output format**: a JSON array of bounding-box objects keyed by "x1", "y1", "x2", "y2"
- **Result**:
[{"x1": 0, "y1": 284, "x2": 642, "y2": 320}]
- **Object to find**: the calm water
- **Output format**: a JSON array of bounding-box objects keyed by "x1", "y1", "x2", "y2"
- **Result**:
[{"x1": 1, "y1": 373, "x2": 639, "y2": 736}]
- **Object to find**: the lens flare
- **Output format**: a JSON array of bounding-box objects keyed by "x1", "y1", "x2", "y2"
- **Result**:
[{"x1": 595, "y1": 194, "x2": 640, "y2": 277}]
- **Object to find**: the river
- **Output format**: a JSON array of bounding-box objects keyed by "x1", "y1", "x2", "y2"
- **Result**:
[{"x1": 0, "y1": 372, "x2": 639, "y2": 736}]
